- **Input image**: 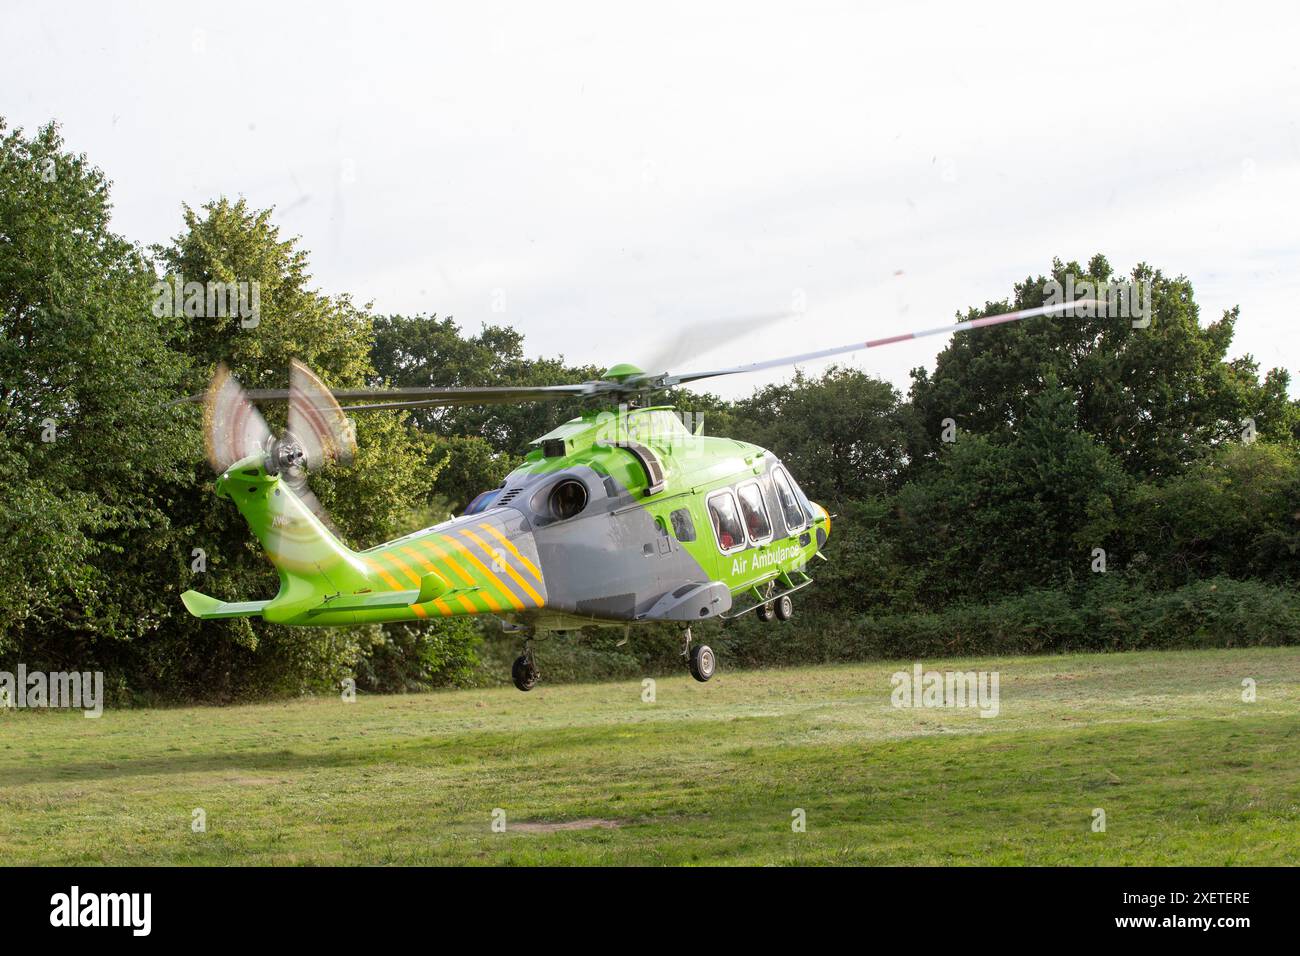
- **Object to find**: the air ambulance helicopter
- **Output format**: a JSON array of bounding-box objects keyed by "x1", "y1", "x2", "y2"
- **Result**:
[{"x1": 181, "y1": 302, "x2": 1076, "y2": 690}]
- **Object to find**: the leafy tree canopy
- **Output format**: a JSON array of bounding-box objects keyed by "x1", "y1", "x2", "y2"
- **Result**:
[{"x1": 908, "y1": 254, "x2": 1293, "y2": 478}]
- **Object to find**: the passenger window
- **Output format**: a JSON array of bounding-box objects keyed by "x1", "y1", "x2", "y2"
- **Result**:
[
  {"x1": 707, "y1": 492, "x2": 745, "y2": 553},
  {"x1": 771, "y1": 467, "x2": 806, "y2": 532},
  {"x1": 737, "y1": 482, "x2": 772, "y2": 543},
  {"x1": 670, "y1": 508, "x2": 696, "y2": 542}
]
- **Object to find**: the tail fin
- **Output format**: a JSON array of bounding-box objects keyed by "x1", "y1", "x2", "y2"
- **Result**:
[{"x1": 214, "y1": 454, "x2": 371, "y2": 622}]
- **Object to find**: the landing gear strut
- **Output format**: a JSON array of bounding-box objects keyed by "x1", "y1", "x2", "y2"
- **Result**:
[
  {"x1": 512, "y1": 636, "x2": 540, "y2": 692},
  {"x1": 756, "y1": 581, "x2": 776, "y2": 622},
  {"x1": 681, "y1": 626, "x2": 716, "y2": 682}
]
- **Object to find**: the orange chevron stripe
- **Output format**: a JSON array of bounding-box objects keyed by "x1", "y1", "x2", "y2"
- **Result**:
[
  {"x1": 378, "y1": 551, "x2": 422, "y2": 587},
  {"x1": 404, "y1": 542, "x2": 497, "y2": 613},
  {"x1": 417, "y1": 537, "x2": 505, "y2": 612},
  {"x1": 468, "y1": 588, "x2": 501, "y2": 613},
  {"x1": 413, "y1": 538, "x2": 476, "y2": 587},
  {"x1": 442, "y1": 535, "x2": 526, "y2": 611},
  {"x1": 361, "y1": 556, "x2": 425, "y2": 617},
  {"x1": 400, "y1": 545, "x2": 437, "y2": 575},
  {"x1": 362, "y1": 557, "x2": 402, "y2": 591},
  {"x1": 478, "y1": 523, "x2": 544, "y2": 585},
  {"x1": 460, "y1": 529, "x2": 543, "y2": 607},
  {"x1": 399, "y1": 546, "x2": 448, "y2": 618}
]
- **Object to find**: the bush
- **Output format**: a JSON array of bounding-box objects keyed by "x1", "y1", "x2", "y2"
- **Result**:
[
  {"x1": 467, "y1": 577, "x2": 1300, "y2": 686},
  {"x1": 354, "y1": 618, "x2": 483, "y2": 693}
]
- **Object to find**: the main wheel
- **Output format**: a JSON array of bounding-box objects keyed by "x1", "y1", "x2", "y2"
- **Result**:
[
  {"x1": 774, "y1": 594, "x2": 794, "y2": 622},
  {"x1": 511, "y1": 654, "x2": 539, "y2": 692},
  {"x1": 756, "y1": 602, "x2": 774, "y2": 623},
  {"x1": 688, "y1": 643, "x2": 716, "y2": 682}
]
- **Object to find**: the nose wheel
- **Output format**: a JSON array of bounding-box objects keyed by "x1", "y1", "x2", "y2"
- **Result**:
[{"x1": 681, "y1": 626, "x2": 716, "y2": 682}]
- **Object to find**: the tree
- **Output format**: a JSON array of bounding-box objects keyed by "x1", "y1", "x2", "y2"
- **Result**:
[
  {"x1": 6, "y1": 117, "x2": 1295, "y2": 694},
  {"x1": 887, "y1": 377, "x2": 1132, "y2": 605},
  {"x1": 156, "y1": 198, "x2": 373, "y2": 393},
  {"x1": 370, "y1": 313, "x2": 602, "y2": 455},
  {"x1": 0, "y1": 119, "x2": 192, "y2": 668},
  {"x1": 152, "y1": 198, "x2": 477, "y2": 697},
  {"x1": 908, "y1": 255, "x2": 1292, "y2": 478},
  {"x1": 728, "y1": 366, "x2": 916, "y2": 504},
  {"x1": 1120, "y1": 442, "x2": 1300, "y2": 588}
]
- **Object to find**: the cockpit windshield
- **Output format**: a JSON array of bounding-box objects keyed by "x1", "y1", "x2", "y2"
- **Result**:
[
  {"x1": 463, "y1": 489, "x2": 501, "y2": 516},
  {"x1": 773, "y1": 465, "x2": 815, "y2": 528}
]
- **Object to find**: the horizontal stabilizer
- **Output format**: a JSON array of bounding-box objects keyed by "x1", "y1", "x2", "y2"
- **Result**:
[
  {"x1": 182, "y1": 590, "x2": 271, "y2": 620},
  {"x1": 308, "y1": 570, "x2": 450, "y2": 615}
]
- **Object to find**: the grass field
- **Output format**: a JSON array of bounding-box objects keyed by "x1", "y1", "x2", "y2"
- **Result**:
[{"x1": 1, "y1": 647, "x2": 1296, "y2": 865}]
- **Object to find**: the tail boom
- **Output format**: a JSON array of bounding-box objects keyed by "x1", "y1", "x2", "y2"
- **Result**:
[{"x1": 183, "y1": 457, "x2": 547, "y2": 626}]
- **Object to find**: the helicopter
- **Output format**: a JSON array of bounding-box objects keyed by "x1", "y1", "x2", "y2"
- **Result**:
[{"x1": 181, "y1": 301, "x2": 1078, "y2": 690}]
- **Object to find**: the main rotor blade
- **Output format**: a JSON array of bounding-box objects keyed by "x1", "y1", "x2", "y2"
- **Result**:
[
  {"x1": 335, "y1": 384, "x2": 593, "y2": 412},
  {"x1": 176, "y1": 299, "x2": 1091, "y2": 418},
  {"x1": 656, "y1": 300, "x2": 1093, "y2": 389},
  {"x1": 175, "y1": 382, "x2": 595, "y2": 410},
  {"x1": 636, "y1": 310, "x2": 798, "y2": 380}
]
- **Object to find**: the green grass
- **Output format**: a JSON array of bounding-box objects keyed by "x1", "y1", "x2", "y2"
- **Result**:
[{"x1": 1, "y1": 647, "x2": 1296, "y2": 865}]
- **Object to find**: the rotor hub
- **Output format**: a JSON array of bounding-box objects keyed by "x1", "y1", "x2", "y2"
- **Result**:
[
  {"x1": 602, "y1": 362, "x2": 644, "y2": 383},
  {"x1": 266, "y1": 433, "x2": 307, "y2": 476}
]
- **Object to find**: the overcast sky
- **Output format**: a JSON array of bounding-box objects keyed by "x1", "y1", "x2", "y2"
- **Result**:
[{"x1": 4, "y1": 1, "x2": 1298, "y2": 398}]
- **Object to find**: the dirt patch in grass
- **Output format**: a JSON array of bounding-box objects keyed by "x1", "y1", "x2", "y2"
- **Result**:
[{"x1": 511, "y1": 818, "x2": 626, "y2": 833}]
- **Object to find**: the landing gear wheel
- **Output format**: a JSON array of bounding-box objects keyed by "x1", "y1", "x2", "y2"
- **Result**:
[
  {"x1": 511, "y1": 653, "x2": 539, "y2": 692},
  {"x1": 756, "y1": 602, "x2": 774, "y2": 622},
  {"x1": 774, "y1": 594, "x2": 794, "y2": 622},
  {"x1": 688, "y1": 644, "x2": 716, "y2": 682}
]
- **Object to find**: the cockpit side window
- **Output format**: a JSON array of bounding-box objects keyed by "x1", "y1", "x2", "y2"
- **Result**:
[
  {"x1": 669, "y1": 508, "x2": 696, "y2": 542},
  {"x1": 707, "y1": 491, "x2": 746, "y2": 554},
  {"x1": 771, "y1": 467, "x2": 806, "y2": 533}
]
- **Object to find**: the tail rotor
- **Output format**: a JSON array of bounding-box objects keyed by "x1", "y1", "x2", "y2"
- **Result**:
[{"x1": 202, "y1": 360, "x2": 358, "y2": 556}]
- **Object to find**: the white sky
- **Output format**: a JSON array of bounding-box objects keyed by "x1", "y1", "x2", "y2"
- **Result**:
[{"x1": 5, "y1": 0, "x2": 1298, "y2": 398}]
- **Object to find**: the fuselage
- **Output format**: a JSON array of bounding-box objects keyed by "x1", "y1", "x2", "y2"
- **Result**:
[{"x1": 195, "y1": 406, "x2": 829, "y2": 630}]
